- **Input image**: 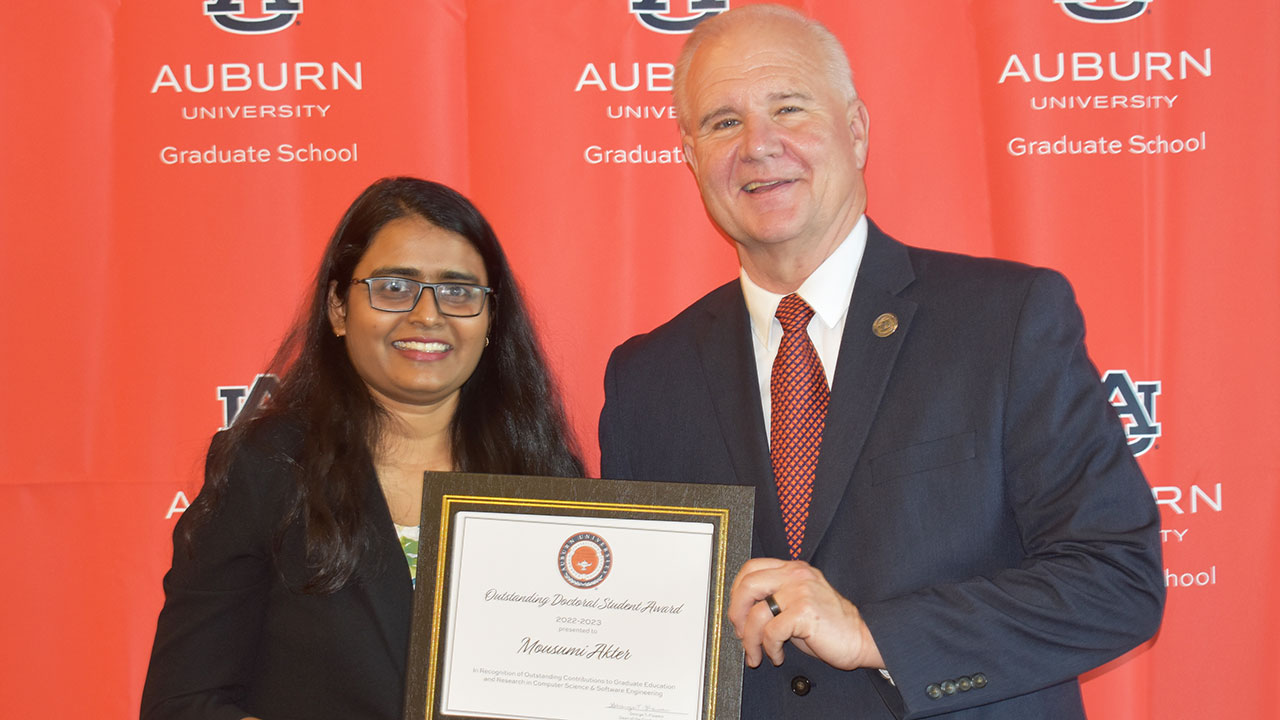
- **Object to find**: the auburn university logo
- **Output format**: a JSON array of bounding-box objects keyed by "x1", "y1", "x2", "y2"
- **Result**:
[
  {"x1": 558, "y1": 532, "x2": 613, "y2": 588},
  {"x1": 1056, "y1": 0, "x2": 1152, "y2": 24},
  {"x1": 205, "y1": 0, "x2": 303, "y2": 35},
  {"x1": 630, "y1": 0, "x2": 728, "y2": 34},
  {"x1": 1102, "y1": 370, "x2": 1161, "y2": 456},
  {"x1": 217, "y1": 373, "x2": 279, "y2": 428}
]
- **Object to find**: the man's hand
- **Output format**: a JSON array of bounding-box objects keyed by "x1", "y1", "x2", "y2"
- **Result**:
[{"x1": 727, "y1": 557, "x2": 884, "y2": 670}]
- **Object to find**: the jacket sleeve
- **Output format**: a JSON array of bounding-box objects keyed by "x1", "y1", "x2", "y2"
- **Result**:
[
  {"x1": 140, "y1": 434, "x2": 283, "y2": 720},
  {"x1": 599, "y1": 344, "x2": 634, "y2": 482},
  {"x1": 859, "y1": 269, "x2": 1166, "y2": 718}
]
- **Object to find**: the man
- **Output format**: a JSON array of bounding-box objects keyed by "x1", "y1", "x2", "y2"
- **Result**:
[{"x1": 599, "y1": 5, "x2": 1164, "y2": 718}]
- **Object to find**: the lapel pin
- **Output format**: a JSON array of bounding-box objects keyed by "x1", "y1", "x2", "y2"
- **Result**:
[{"x1": 872, "y1": 312, "x2": 899, "y2": 338}]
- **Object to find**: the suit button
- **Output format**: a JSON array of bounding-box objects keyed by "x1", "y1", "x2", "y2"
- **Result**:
[
  {"x1": 972, "y1": 673, "x2": 988, "y2": 688},
  {"x1": 790, "y1": 676, "x2": 811, "y2": 696},
  {"x1": 941, "y1": 680, "x2": 958, "y2": 695},
  {"x1": 957, "y1": 676, "x2": 973, "y2": 692},
  {"x1": 926, "y1": 683, "x2": 943, "y2": 700}
]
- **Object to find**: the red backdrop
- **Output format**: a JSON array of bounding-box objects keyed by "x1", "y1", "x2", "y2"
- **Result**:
[{"x1": 2, "y1": 1, "x2": 1277, "y2": 717}]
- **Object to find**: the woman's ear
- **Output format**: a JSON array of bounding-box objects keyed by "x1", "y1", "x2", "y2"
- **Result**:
[{"x1": 327, "y1": 280, "x2": 347, "y2": 337}]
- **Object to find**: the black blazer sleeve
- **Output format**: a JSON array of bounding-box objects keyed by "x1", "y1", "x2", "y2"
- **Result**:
[
  {"x1": 141, "y1": 423, "x2": 412, "y2": 720},
  {"x1": 141, "y1": 433, "x2": 282, "y2": 720}
]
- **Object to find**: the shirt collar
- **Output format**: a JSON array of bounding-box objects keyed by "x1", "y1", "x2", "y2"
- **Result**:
[{"x1": 740, "y1": 214, "x2": 867, "y2": 347}]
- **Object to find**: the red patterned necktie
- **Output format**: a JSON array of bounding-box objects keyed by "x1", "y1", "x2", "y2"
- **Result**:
[{"x1": 770, "y1": 293, "x2": 830, "y2": 559}]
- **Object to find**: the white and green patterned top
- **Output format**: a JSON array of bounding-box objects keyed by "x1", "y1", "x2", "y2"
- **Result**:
[{"x1": 394, "y1": 523, "x2": 420, "y2": 587}]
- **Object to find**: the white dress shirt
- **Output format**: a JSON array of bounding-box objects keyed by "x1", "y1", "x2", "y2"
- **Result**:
[{"x1": 740, "y1": 215, "x2": 868, "y2": 438}]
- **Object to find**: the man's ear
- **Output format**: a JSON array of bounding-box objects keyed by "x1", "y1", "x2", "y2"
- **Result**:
[
  {"x1": 682, "y1": 135, "x2": 698, "y2": 174},
  {"x1": 848, "y1": 99, "x2": 870, "y2": 170},
  {"x1": 326, "y1": 280, "x2": 347, "y2": 336}
]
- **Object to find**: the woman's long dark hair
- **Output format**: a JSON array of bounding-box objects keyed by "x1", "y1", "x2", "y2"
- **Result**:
[{"x1": 182, "y1": 177, "x2": 584, "y2": 593}]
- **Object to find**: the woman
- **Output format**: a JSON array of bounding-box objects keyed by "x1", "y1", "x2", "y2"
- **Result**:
[{"x1": 141, "y1": 177, "x2": 583, "y2": 720}]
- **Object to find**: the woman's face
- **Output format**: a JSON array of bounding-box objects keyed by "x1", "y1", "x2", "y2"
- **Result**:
[{"x1": 328, "y1": 214, "x2": 491, "y2": 413}]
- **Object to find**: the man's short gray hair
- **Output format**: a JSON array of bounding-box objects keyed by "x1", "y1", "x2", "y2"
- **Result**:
[{"x1": 672, "y1": 4, "x2": 858, "y2": 133}]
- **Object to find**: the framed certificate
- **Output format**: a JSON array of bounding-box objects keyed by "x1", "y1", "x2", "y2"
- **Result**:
[{"x1": 403, "y1": 472, "x2": 754, "y2": 720}]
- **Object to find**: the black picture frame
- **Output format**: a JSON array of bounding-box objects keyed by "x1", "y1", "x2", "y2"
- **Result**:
[{"x1": 402, "y1": 472, "x2": 754, "y2": 720}]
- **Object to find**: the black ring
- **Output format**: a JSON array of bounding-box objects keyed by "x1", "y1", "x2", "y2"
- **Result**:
[{"x1": 764, "y1": 594, "x2": 782, "y2": 617}]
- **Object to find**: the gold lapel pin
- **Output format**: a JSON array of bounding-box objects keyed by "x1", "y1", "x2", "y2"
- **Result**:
[{"x1": 872, "y1": 312, "x2": 899, "y2": 338}]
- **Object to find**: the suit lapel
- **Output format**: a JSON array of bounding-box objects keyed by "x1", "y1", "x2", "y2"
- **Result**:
[
  {"x1": 693, "y1": 284, "x2": 789, "y2": 559},
  {"x1": 802, "y1": 222, "x2": 917, "y2": 560},
  {"x1": 354, "y1": 468, "x2": 414, "y2": 673}
]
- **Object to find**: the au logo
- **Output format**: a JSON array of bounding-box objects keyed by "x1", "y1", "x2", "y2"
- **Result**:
[
  {"x1": 1102, "y1": 370, "x2": 1161, "y2": 456},
  {"x1": 558, "y1": 532, "x2": 613, "y2": 589},
  {"x1": 217, "y1": 373, "x2": 279, "y2": 428},
  {"x1": 1056, "y1": 0, "x2": 1152, "y2": 24},
  {"x1": 630, "y1": 0, "x2": 728, "y2": 35},
  {"x1": 205, "y1": 0, "x2": 303, "y2": 35}
]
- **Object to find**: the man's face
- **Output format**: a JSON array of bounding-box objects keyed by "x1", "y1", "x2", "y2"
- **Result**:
[{"x1": 680, "y1": 19, "x2": 868, "y2": 262}]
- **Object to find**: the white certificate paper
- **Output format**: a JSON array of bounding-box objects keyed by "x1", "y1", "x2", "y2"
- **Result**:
[{"x1": 438, "y1": 512, "x2": 715, "y2": 720}]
